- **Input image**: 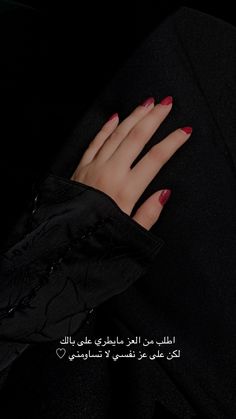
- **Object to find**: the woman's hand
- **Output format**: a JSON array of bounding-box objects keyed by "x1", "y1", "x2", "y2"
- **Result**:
[{"x1": 70, "y1": 96, "x2": 192, "y2": 230}]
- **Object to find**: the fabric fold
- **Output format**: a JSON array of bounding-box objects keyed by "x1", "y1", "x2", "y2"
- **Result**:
[{"x1": 0, "y1": 172, "x2": 164, "y2": 371}]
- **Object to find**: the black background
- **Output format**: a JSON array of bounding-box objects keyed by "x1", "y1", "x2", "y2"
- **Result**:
[{"x1": 0, "y1": 1, "x2": 235, "y2": 241}]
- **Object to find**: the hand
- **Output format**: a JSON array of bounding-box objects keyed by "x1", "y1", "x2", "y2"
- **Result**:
[{"x1": 70, "y1": 96, "x2": 192, "y2": 231}]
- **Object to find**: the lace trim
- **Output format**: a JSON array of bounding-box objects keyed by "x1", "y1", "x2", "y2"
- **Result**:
[{"x1": 0, "y1": 188, "x2": 113, "y2": 322}]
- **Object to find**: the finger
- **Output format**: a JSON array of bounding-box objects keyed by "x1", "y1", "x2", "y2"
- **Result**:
[
  {"x1": 132, "y1": 189, "x2": 172, "y2": 230},
  {"x1": 76, "y1": 113, "x2": 119, "y2": 168},
  {"x1": 109, "y1": 96, "x2": 173, "y2": 168},
  {"x1": 129, "y1": 127, "x2": 192, "y2": 202},
  {"x1": 94, "y1": 97, "x2": 155, "y2": 163}
]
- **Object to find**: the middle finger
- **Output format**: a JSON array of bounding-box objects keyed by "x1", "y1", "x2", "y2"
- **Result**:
[
  {"x1": 108, "y1": 96, "x2": 173, "y2": 168},
  {"x1": 94, "y1": 96, "x2": 155, "y2": 163}
]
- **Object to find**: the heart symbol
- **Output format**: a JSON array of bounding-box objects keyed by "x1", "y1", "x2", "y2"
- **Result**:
[{"x1": 56, "y1": 348, "x2": 66, "y2": 359}]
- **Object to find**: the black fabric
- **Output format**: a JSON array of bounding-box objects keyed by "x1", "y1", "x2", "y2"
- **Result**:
[
  {"x1": 0, "y1": 6, "x2": 236, "y2": 419},
  {"x1": 0, "y1": 172, "x2": 164, "y2": 370}
]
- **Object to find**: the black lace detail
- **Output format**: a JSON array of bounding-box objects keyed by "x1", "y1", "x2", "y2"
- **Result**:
[
  {"x1": 0, "y1": 210, "x2": 113, "y2": 322},
  {"x1": 25, "y1": 181, "x2": 41, "y2": 232}
]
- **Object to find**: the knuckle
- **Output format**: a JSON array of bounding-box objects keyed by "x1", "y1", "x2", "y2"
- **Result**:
[
  {"x1": 131, "y1": 109, "x2": 144, "y2": 121},
  {"x1": 110, "y1": 129, "x2": 123, "y2": 141},
  {"x1": 118, "y1": 188, "x2": 131, "y2": 205},
  {"x1": 86, "y1": 142, "x2": 95, "y2": 152},
  {"x1": 145, "y1": 206, "x2": 157, "y2": 222},
  {"x1": 130, "y1": 124, "x2": 147, "y2": 140},
  {"x1": 100, "y1": 125, "x2": 111, "y2": 136},
  {"x1": 149, "y1": 145, "x2": 168, "y2": 165},
  {"x1": 96, "y1": 170, "x2": 110, "y2": 186},
  {"x1": 87, "y1": 137, "x2": 100, "y2": 150},
  {"x1": 116, "y1": 188, "x2": 133, "y2": 211}
]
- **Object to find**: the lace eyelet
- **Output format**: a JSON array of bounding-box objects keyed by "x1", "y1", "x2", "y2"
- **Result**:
[
  {"x1": 34, "y1": 194, "x2": 39, "y2": 204},
  {"x1": 7, "y1": 307, "x2": 15, "y2": 314},
  {"x1": 49, "y1": 265, "x2": 54, "y2": 274}
]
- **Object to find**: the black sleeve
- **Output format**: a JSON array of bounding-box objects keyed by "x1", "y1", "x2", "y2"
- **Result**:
[{"x1": 0, "y1": 172, "x2": 165, "y2": 373}]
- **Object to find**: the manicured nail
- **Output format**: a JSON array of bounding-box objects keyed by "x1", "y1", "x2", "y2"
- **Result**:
[
  {"x1": 159, "y1": 189, "x2": 172, "y2": 206},
  {"x1": 140, "y1": 97, "x2": 155, "y2": 107},
  {"x1": 108, "y1": 112, "x2": 118, "y2": 121},
  {"x1": 181, "y1": 126, "x2": 193, "y2": 134},
  {"x1": 160, "y1": 96, "x2": 173, "y2": 105}
]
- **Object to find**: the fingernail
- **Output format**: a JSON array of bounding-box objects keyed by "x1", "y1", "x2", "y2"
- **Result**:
[
  {"x1": 181, "y1": 126, "x2": 193, "y2": 134},
  {"x1": 159, "y1": 189, "x2": 172, "y2": 206},
  {"x1": 160, "y1": 96, "x2": 173, "y2": 105},
  {"x1": 108, "y1": 112, "x2": 118, "y2": 121},
  {"x1": 140, "y1": 97, "x2": 155, "y2": 107}
]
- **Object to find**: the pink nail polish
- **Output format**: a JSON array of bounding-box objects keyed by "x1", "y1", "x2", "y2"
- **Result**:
[
  {"x1": 140, "y1": 97, "x2": 155, "y2": 107},
  {"x1": 159, "y1": 189, "x2": 172, "y2": 206},
  {"x1": 108, "y1": 112, "x2": 118, "y2": 121},
  {"x1": 160, "y1": 96, "x2": 173, "y2": 105},
  {"x1": 181, "y1": 126, "x2": 193, "y2": 134}
]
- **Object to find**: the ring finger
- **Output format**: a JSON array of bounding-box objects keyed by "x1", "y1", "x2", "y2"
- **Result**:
[{"x1": 128, "y1": 126, "x2": 192, "y2": 202}]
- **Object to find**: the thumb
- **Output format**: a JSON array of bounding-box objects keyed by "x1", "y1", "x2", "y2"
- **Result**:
[{"x1": 132, "y1": 189, "x2": 172, "y2": 231}]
